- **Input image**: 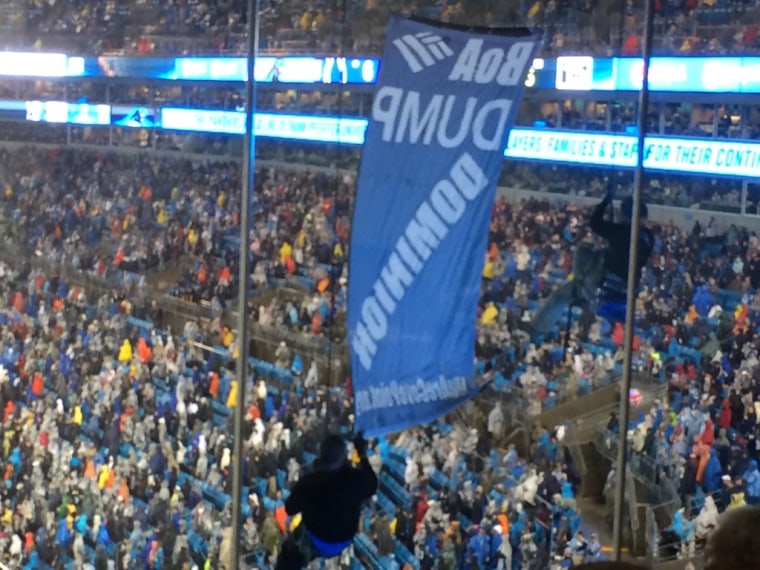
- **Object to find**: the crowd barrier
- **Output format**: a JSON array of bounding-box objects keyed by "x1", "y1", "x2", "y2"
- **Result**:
[{"x1": 596, "y1": 429, "x2": 662, "y2": 487}]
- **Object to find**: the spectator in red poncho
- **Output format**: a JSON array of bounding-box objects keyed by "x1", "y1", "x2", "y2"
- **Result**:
[
  {"x1": 718, "y1": 399, "x2": 732, "y2": 431},
  {"x1": 137, "y1": 337, "x2": 152, "y2": 364},
  {"x1": 209, "y1": 371, "x2": 220, "y2": 399},
  {"x1": 13, "y1": 292, "x2": 24, "y2": 313},
  {"x1": 310, "y1": 312, "x2": 322, "y2": 335},
  {"x1": 274, "y1": 501, "x2": 288, "y2": 534},
  {"x1": 3, "y1": 401, "x2": 15, "y2": 424},
  {"x1": 702, "y1": 417, "x2": 715, "y2": 447},
  {"x1": 415, "y1": 493, "x2": 429, "y2": 530},
  {"x1": 613, "y1": 322, "x2": 624, "y2": 346},
  {"x1": 693, "y1": 435, "x2": 711, "y2": 485},
  {"x1": 30, "y1": 372, "x2": 44, "y2": 399}
]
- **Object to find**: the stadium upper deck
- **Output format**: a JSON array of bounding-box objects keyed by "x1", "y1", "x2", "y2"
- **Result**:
[{"x1": 1, "y1": 0, "x2": 759, "y2": 57}]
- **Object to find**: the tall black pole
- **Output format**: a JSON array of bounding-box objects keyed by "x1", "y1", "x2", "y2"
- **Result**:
[
  {"x1": 231, "y1": 0, "x2": 259, "y2": 565},
  {"x1": 612, "y1": 0, "x2": 654, "y2": 559}
]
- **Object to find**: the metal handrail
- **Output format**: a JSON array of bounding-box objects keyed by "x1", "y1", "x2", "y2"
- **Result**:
[{"x1": 595, "y1": 428, "x2": 662, "y2": 485}]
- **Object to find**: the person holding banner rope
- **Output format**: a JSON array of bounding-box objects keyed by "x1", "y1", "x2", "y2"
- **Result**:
[
  {"x1": 530, "y1": 184, "x2": 654, "y2": 336},
  {"x1": 275, "y1": 432, "x2": 377, "y2": 569}
]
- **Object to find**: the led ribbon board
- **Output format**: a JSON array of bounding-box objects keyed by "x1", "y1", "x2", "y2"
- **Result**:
[
  {"x1": 159, "y1": 108, "x2": 367, "y2": 144},
  {"x1": 504, "y1": 128, "x2": 760, "y2": 179},
  {"x1": 0, "y1": 53, "x2": 380, "y2": 85},
  {"x1": 7, "y1": 50, "x2": 760, "y2": 93},
  {"x1": 15, "y1": 102, "x2": 760, "y2": 179}
]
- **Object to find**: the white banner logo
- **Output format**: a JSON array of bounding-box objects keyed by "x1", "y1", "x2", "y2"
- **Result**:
[{"x1": 393, "y1": 32, "x2": 454, "y2": 73}]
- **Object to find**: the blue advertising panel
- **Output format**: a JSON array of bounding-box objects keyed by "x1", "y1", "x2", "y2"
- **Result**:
[
  {"x1": 551, "y1": 55, "x2": 760, "y2": 93},
  {"x1": 0, "y1": 52, "x2": 70, "y2": 77},
  {"x1": 8, "y1": 48, "x2": 760, "y2": 93},
  {"x1": 504, "y1": 128, "x2": 760, "y2": 179},
  {"x1": 12, "y1": 98, "x2": 760, "y2": 178},
  {"x1": 112, "y1": 106, "x2": 157, "y2": 128},
  {"x1": 26, "y1": 53, "x2": 380, "y2": 85},
  {"x1": 348, "y1": 15, "x2": 537, "y2": 436},
  {"x1": 25, "y1": 101, "x2": 111, "y2": 125},
  {"x1": 158, "y1": 108, "x2": 367, "y2": 144}
]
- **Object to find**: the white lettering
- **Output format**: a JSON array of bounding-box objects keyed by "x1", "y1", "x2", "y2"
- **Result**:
[
  {"x1": 406, "y1": 202, "x2": 448, "y2": 259},
  {"x1": 396, "y1": 235, "x2": 424, "y2": 274},
  {"x1": 496, "y1": 42, "x2": 534, "y2": 86},
  {"x1": 449, "y1": 39, "x2": 534, "y2": 86},
  {"x1": 371, "y1": 90, "x2": 516, "y2": 151},
  {"x1": 451, "y1": 153, "x2": 488, "y2": 200},
  {"x1": 361, "y1": 297, "x2": 388, "y2": 341},
  {"x1": 351, "y1": 154, "x2": 488, "y2": 371},
  {"x1": 448, "y1": 39, "x2": 483, "y2": 82},
  {"x1": 395, "y1": 91, "x2": 444, "y2": 145},
  {"x1": 430, "y1": 180, "x2": 466, "y2": 224},
  {"x1": 372, "y1": 86, "x2": 403, "y2": 141},
  {"x1": 472, "y1": 99, "x2": 513, "y2": 151},
  {"x1": 381, "y1": 252, "x2": 415, "y2": 301},
  {"x1": 352, "y1": 322, "x2": 377, "y2": 371},
  {"x1": 437, "y1": 96, "x2": 477, "y2": 148},
  {"x1": 475, "y1": 48, "x2": 503, "y2": 83},
  {"x1": 353, "y1": 375, "x2": 472, "y2": 413},
  {"x1": 372, "y1": 278, "x2": 397, "y2": 314}
]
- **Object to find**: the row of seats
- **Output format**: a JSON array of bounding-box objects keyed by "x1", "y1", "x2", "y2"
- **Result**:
[{"x1": 378, "y1": 464, "x2": 411, "y2": 510}]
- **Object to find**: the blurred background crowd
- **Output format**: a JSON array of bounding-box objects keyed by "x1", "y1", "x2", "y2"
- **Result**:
[{"x1": 1, "y1": 0, "x2": 760, "y2": 56}]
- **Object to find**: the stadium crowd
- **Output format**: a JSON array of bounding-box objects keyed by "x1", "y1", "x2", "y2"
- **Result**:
[
  {"x1": 5, "y1": 147, "x2": 760, "y2": 567},
  {"x1": 518, "y1": 102, "x2": 760, "y2": 140},
  {"x1": 0, "y1": 146, "x2": 354, "y2": 313},
  {"x1": 504, "y1": 163, "x2": 747, "y2": 213},
  {"x1": 0, "y1": 145, "x2": 754, "y2": 394},
  {"x1": 0, "y1": 258, "x2": 595, "y2": 569},
  {"x1": 3, "y1": 130, "x2": 760, "y2": 568},
  {"x1": 2, "y1": 0, "x2": 760, "y2": 56}
]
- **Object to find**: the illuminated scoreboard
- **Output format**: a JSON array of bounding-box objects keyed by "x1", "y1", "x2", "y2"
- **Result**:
[{"x1": 25, "y1": 101, "x2": 112, "y2": 125}]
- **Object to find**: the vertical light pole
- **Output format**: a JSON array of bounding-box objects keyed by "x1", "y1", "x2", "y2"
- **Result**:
[
  {"x1": 231, "y1": 0, "x2": 259, "y2": 566},
  {"x1": 612, "y1": 0, "x2": 655, "y2": 560}
]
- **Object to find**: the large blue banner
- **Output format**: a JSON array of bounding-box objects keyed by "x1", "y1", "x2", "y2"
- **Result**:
[{"x1": 349, "y1": 14, "x2": 537, "y2": 436}]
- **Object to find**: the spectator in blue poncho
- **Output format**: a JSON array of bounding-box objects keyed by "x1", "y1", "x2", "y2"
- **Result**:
[
  {"x1": 536, "y1": 429, "x2": 551, "y2": 464},
  {"x1": 586, "y1": 532, "x2": 602, "y2": 562},
  {"x1": 504, "y1": 444, "x2": 518, "y2": 473},
  {"x1": 23, "y1": 550, "x2": 39, "y2": 570},
  {"x1": 96, "y1": 522, "x2": 111, "y2": 548},
  {"x1": 569, "y1": 531, "x2": 588, "y2": 566},
  {"x1": 76, "y1": 514, "x2": 88, "y2": 536},
  {"x1": 743, "y1": 459, "x2": 760, "y2": 504},
  {"x1": 510, "y1": 509, "x2": 527, "y2": 550},
  {"x1": 424, "y1": 528, "x2": 439, "y2": 561},
  {"x1": 468, "y1": 526, "x2": 489, "y2": 567},
  {"x1": 703, "y1": 448, "x2": 723, "y2": 493},
  {"x1": 9, "y1": 447, "x2": 21, "y2": 472},
  {"x1": 692, "y1": 284, "x2": 714, "y2": 317},
  {"x1": 488, "y1": 525, "x2": 503, "y2": 568},
  {"x1": 56, "y1": 518, "x2": 71, "y2": 549}
]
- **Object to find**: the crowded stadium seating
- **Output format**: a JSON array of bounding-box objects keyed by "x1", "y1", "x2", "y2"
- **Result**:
[
  {"x1": 3, "y1": 0, "x2": 760, "y2": 564},
  {"x1": 2, "y1": 0, "x2": 760, "y2": 55},
  {"x1": 0, "y1": 257, "x2": 598, "y2": 568},
  {"x1": 1, "y1": 123, "x2": 760, "y2": 567}
]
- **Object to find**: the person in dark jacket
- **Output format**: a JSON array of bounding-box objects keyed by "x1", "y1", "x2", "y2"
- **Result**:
[
  {"x1": 589, "y1": 189, "x2": 654, "y2": 323},
  {"x1": 275, "y1": 432, "x2": 378, "y2": 569},
  {"x1": 531, "y1": 187, "x2": 653, "y2": 335}
]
